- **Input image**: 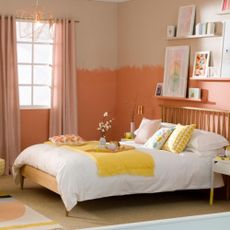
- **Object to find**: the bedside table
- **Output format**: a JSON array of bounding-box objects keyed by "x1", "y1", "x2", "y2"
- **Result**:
[{"x1": 210, "y1": 157, "x2": 230, "y2": 205}]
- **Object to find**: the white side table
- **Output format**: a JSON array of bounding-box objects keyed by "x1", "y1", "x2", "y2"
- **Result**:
[{"x1": 210, "y1": 157, "x2": 230, "y2": 205}]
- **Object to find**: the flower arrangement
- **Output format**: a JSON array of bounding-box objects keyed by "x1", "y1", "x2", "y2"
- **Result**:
[{"x1": 97, "y1": 112, "x2": 113, "y2": 138}]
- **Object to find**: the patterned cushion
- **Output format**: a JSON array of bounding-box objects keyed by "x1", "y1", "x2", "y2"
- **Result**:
[
  {"x1": 144, "y1": 127, "x2": 174, "y2": 150},
  {"x1": 162, "y1": 124, "x2": 195, "y2": 153},
  {"x1": 49, "y1": 134, "x2": 84, "y2": 145}
]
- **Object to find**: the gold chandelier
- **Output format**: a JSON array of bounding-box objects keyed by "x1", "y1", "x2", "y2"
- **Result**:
[{"x1": 16, "y1": 0, "x2": 55, "y2": 24}]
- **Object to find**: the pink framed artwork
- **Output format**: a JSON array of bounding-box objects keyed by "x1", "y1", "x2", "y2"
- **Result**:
[
  {"x1": 163, "y1": 46, "x2": 190, "y2": 98},
  {"x1": 192, "y1": 51, "x2": 210, "y2": 78},
  {"x1": 221, "y1": 0, "x2": 230, "y2": 12},
  {"x1": 177, "y1": 5, "x2": 196, "y2": 37}
]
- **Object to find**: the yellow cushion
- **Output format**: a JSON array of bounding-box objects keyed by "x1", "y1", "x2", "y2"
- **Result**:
[{"x1": 162, "y1": 124, "x2": 195, "y2": 153}]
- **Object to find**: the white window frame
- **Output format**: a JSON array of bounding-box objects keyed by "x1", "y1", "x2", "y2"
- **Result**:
[{"x1": 16, "y1": 20, "x2": 53, "y2": 109}]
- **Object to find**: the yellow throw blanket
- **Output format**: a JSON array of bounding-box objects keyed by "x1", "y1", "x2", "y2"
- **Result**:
[{"x1": 47, "y1": 141, "x2": 154, "y2": 177}]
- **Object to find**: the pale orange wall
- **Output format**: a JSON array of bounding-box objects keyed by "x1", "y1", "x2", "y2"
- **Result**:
[
  {"x1": 115, "y1": 0, "x2": 230, "y2": 137},
  {"x1": 77, "y1": 69, "x2": 117, "y2": 141}
]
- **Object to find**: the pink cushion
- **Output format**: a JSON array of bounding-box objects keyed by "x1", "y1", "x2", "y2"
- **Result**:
[{"x1": 134, "y1": 119, "x2": 161, "y2": 144}]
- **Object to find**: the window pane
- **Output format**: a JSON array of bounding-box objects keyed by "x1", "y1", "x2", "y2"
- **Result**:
[
  {"x1": 34, "y1": 66, "x2": 52, "y2": 85},
  {"x1": 34, "y1": 23, "x2": 54, "y2": 43},
  {"x1": 18, "y1": 65, "x2": 32, "y2": 84},
  {"x1": 33, "y1": 86, "x2": 51, "y2": 107},
  {"x1": 19, "y1": 86, "x2": 32, "y2": 106},
  {"x1": 34, "y1": 44, "x2": 53, "y2": 64},
  {"x1": 17, "y1": 43, "x2": 32, "y2": 63},
  {"x1": 16, "y1": 21, "x2": 32, "y2": 42}
]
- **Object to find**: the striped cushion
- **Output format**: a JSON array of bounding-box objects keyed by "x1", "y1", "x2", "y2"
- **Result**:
[{"x1": 162, "y1": 124, "x2": 195, "y2": 153}]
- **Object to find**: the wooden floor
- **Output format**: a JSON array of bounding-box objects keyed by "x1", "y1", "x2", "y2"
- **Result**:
[{"x1": 1, "y1": 175, "x2": 230, "y2": 230}]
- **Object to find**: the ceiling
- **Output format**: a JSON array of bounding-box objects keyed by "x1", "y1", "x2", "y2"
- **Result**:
[{"x1": 94, "y1": 0, "x2": 131, "y2": 2}]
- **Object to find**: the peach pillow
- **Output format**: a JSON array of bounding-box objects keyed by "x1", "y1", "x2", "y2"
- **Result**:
[{"x1": 134, "y1": 119, "x2": 161, "y2": 144}]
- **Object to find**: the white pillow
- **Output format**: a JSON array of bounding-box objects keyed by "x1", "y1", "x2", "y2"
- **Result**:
[
  {"x1": 186, "y1": 129, "x2": 229, "y2": 152},
  {"x1": 134, "y1": 119, "x2": 161, "y2": 144},
  {"x1": 160, "y1": 122, "x2": 176, "y2": 129},
  {"x1": 134, "y1": 118, "x2": 161, "y2": 136}
]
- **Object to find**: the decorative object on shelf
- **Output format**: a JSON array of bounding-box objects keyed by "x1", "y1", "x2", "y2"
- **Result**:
[
  {"x1": 130, "y1": 105, "x2": 144, "y2": 135},
  {"x1": 221, "y1": 21, "x2": 230, "y2": 78},
  {"x1": 155, "y1": 82, "x2": 163, "y2": 96},
  {"x1": 208, "y1": 67, "x2": 220, "y2": 78},
  {"x1": 188, "y1": 88, "x2": 201, "y2": 99},
  {"x1": 167, "y1": 25, "x2": 176, "y2": 38},
  {"x1": 192, "y1": 51, "x2": 210, "y2": 78},
  {"x1": 195, "y1": 22, "x2": 216, "y2": 36},
  {"x1": 163, "y1": 46, "x2": 190, "y2": 98},
  {"x1": 177, "y1": 5, "x2": 196, "y2": 37},
  {"x1": 221, "y1": 0, "x2": 230, "y2": 13},
  {"x1": 207, "y1": 22, "x2": 216, "y2": 35},
  {"x1": 97, "y1": 112, "x2": 113, "y2": 148}
]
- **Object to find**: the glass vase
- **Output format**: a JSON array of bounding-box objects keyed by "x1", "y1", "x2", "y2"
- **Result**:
[{"x1": 98, "y1": 136, "x2": 106, "y2": 149}]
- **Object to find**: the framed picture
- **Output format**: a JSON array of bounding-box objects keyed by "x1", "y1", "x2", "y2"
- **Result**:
[
  {"x1": 177, "y1": 5, "x2": 196, "y2": 37},
  {"x1": 155, "y1": 82, "x2": 163, "y2": 96},
  {"x1": 188, "y1": 88, "x2": 201, "y2": 99},
  {"x1": 163, "y1": 46, "x2": 190, "y2": 98},
  {"x1": 221, "y1": 0, "x2": 230, "y2": 12},
  {"x1": 192, "y1": 51, "x2": 210, "y2": 78}
]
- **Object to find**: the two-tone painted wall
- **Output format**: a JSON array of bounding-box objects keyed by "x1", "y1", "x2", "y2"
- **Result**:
[{"x1": 1, "y1": 0, "x2": 230, "y2": 149}]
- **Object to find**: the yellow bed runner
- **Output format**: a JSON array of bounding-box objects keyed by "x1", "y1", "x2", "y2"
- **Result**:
[{"x1": 48, "y1": 141, "x2": 154, "y2": 177}]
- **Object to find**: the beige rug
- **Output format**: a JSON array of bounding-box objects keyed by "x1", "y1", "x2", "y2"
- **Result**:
[
  {"x1": 1, "y1": 175, "x2": 230, "y2": 230},
  {"x1": 0, "y1": 195, "x2": 63, "y2": 230}
]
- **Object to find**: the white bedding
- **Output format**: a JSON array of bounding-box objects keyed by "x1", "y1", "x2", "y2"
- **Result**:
[{"x1": 13, "y1": 142, "x2": 223, "y2": 211}]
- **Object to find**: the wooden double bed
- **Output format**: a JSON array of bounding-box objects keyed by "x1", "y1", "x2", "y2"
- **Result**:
[{"x1": 18, "y1": 105, "x2": 230, "y2": 216}]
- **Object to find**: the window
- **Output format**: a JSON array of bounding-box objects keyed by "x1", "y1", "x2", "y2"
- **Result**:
[{"x1": 16, "y1": 20, "x2": 54, "y2": 108}]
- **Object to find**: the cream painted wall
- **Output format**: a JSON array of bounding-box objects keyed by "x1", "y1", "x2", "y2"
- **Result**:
[
  {"x1": 0, "y1": 0, "x2": 118, "y2": 70},
  {"x1": 118, "y1": 0, "x2": 230, "y2": 70}
]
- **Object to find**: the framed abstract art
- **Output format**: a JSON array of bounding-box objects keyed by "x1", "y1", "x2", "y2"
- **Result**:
[
  {"x1": 163, "y1": 46, "x2": 190, "y2": 98},
  {"x1": 192, "y1": 51, "x2": 210, "y2": 78},
  {"x1": 177, "y1": 5, "x2": 196, "y2": 37}
]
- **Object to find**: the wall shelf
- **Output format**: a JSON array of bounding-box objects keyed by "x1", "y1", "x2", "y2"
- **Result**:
[
  {"x1": 217, "y1": 10, "x2": 230, "y2": 15},
  {"x1": 167, "y1": 34, "x2": 222, "y2": 41},
  {"x1": 190, "y1": 77, "x2": 230, "y2": 81},
  {"x1": 156, "y1": 96, "x2": 205, "y2": 103}
]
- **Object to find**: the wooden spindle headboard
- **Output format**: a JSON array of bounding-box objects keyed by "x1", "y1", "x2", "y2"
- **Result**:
[{"x1": 160, "y1": 105, "x2": 230, "y2": 142}]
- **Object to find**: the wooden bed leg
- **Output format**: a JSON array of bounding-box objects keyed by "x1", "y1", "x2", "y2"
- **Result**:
[
  {"x1": 65, "y1": 209, "x2": 69, "y2": 217},
  {"x1": 20, "y1": 176, "x2": 25, "y2": 190}
]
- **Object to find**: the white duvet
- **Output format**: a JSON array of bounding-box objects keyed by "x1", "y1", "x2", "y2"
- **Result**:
[{"x1": 12, "y1": 142, "x2": 223, "y2": 211}]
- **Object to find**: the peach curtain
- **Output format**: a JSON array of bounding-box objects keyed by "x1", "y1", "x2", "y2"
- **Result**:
[
  {"x1": 0, "y1": 15, "x2": 20, "y2": 175},
  {"x1": 49, "y1": 19, "x2": 78, "y2": 136}
]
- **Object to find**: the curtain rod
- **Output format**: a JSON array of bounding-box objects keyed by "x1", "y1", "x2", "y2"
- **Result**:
[{"x1": 15, "y1": 16, "x2": 80, "y2": 23}]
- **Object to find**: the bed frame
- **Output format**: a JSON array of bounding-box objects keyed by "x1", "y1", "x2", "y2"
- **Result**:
[{"x1": 20, "y1": 105, "x2": 230, "y2": 216}]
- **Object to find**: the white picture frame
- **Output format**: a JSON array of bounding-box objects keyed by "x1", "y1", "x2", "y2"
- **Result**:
[
  {"x1": 192, "y1": 51, "x2": 210, "y2": 78},
  {"x1": 188, "y1": 88, "x2": 201, "y2": 99},
  {"x1": 163, "y1": 46, "x2": 190, "y2": 98},
  {"x1": 177, "y1": 5, "x2": 196, "y2": 37}
]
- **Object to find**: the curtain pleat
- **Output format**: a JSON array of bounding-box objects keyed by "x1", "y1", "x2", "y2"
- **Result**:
[
  {"x1": 49, "y1": 19, "x2": 78, "y2": 136},
  {"x1": 0, "y1": 15, "x2": 20, "y2": 175}
]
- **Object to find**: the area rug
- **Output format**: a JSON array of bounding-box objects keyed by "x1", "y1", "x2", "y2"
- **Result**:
[{"x1": 0, "y1": 195, "x2": 63, "y2": 230}]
